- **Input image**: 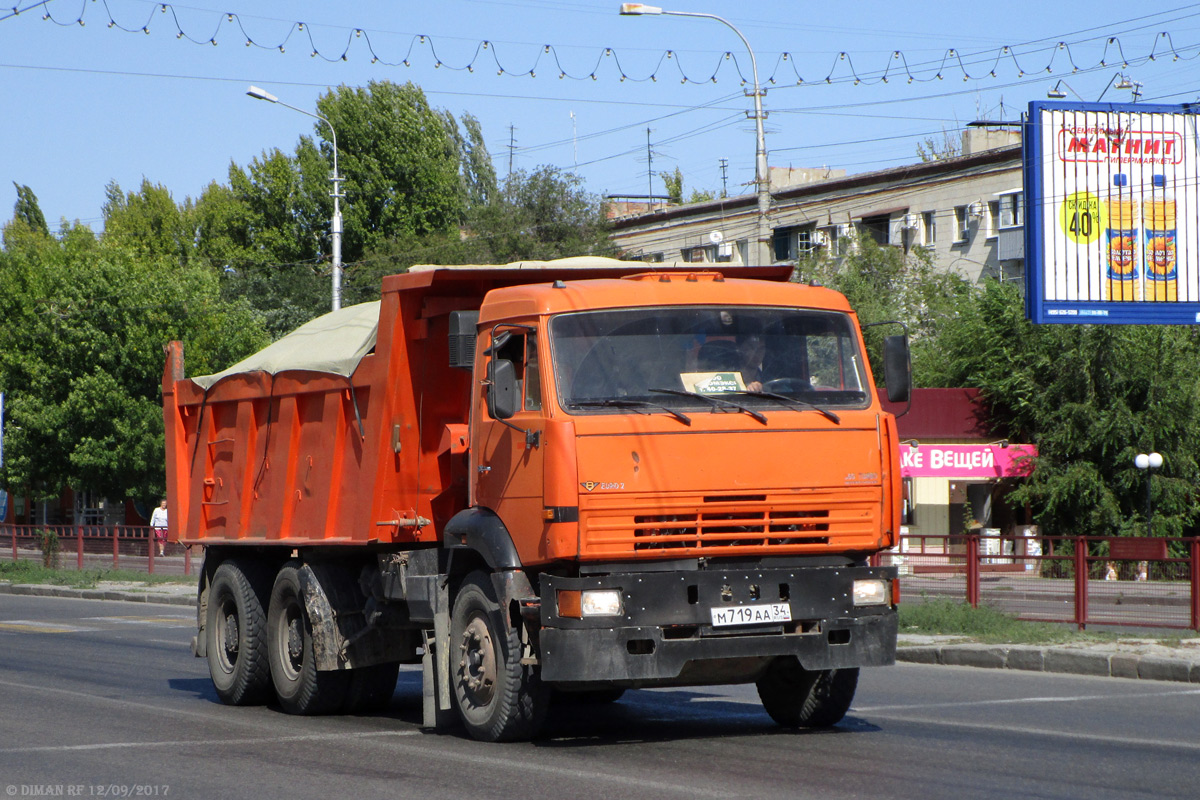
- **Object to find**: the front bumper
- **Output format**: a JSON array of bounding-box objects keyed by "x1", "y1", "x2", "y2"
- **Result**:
[{"x1": 538, "y1": 563, "x2": 897, "y2": 686}]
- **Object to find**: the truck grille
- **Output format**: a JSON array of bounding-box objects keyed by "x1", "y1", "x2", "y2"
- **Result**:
[{"x1": 580, "y1": 490, "x2": 881, "y2": 557}]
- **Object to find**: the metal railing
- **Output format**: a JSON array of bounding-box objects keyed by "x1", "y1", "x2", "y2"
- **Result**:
[
  {"x1": 887, "y1": 532, "x2": 1200, "y2": 630},
  {"x1": 1, "y1": 523, "x2": 195, "y2": 576},
  {"x1": 5, "y1": 522, "x2": 1197, "y2": 630}
]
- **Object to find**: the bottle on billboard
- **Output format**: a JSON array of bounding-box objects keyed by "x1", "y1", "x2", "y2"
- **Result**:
[
  {"x1": 1105, "y1": 173, "x2": 1140, "y2": 301},
  {"x1": 1144, "y1": 173, "x2": 1178, "y2": 302}
]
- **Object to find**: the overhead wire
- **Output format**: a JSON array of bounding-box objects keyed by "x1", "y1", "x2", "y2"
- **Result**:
[{"x1": 12, "y1": 0, "x2": 1200, "y2": 87}]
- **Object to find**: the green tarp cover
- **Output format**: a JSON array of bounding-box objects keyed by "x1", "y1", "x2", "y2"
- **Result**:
[{"x1": 190, "y1": 301, "x2": 381, "y2": 390}]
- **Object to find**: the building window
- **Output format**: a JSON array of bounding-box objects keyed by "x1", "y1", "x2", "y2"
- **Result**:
[
  {"x1": 954, "y1": 205, "x2": 970, "y2": 243},
  {"x1": 683, "y1": 245, "x2": 730, "y2": 263},
  {"x1": 987, "y1": 200, "x2": 1000, "y2": 238},
  {"x1": 999, "y1": 192, "x2": 1024, "y2": 228},
  {"x1": 859, "y1": 214, "x2": 891, "y2": 245},
  {"x1": 922, "y1": 211, "x2": 936, "y2": 246},
  {"x1": 772, "y1": 226, "x2": 819, "y2": 261},
  {"x1": 772, "y1": 227, "x2": 796, "y2": 261}
]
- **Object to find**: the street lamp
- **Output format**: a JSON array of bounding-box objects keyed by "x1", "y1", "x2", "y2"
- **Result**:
[
  {"x1": 246, "y1": 85, "x2": 345, "y2": 311},
  {"x1": 619, "y1": 3, "x2": 771, "y2": 266},
  {"x1": 1134, "y1": 452, "x2": 1163, "y2": 537}
]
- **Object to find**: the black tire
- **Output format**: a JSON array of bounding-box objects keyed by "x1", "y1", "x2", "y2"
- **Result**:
[
  {"x1": 756, "y1": 659, "x2": 858, "y2": 728},
  {"x1": 267, "y1": 562, "x2": 349, "y2": 715},
  {"x1": 205, "y1": 559, "x2": 274, "y2": 706},
  {"x1": 450, "y1": 572, "x2": 548, "y2": 741},
  {"x1": 342, "y1": 662, "x2": 401, "y2": 713}
]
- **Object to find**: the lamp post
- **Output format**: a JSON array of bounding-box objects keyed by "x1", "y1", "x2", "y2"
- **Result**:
[
  {"x1": 1134, "y1": 452, "x2": 1163, "y2": 537},
  {"x1": 619, "y1": 3, "x2": 771, "y2": 266},
  {"x1": 246, "y1": 85, "x2": 345, "y2": 311}
]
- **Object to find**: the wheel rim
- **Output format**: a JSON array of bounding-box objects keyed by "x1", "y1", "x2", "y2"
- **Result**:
[
  {"x1": 457, "y1": 614, "x2": 497, "y2": 708},
  {"x1": 275, "y1": 596, "x2": 305, "y2": 682},
  {"x1": 214, "y1": 595, "x2": 240, "y2": 673}
]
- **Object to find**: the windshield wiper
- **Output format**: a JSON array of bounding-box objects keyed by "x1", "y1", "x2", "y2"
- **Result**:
[
  {"x1": 648, "y1": 388, "x2": 767, "y2": 424},
  {"x1": 568, "y1": 398, "x2": 691, "y2": 425},
  {"x1": 730, "y1": 391, "x2": 841, "y2": 424}
]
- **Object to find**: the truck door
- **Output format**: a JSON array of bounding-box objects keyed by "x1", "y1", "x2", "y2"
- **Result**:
[{"x1": 473, "y1": 328, "x2": 546, "y2": 552}]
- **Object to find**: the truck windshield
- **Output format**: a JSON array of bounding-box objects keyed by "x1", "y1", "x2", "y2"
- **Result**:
[{"x1": 550, "y1": 306, "x2": 870, "y2": 415}]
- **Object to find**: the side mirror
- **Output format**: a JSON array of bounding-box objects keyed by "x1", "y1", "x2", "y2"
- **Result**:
[
  {"x1": 882, "y1": 335, "x2": 911, "y2": 404},
  {"x1": 487, "y1": 359, "x2": 518, "y2": 420}
]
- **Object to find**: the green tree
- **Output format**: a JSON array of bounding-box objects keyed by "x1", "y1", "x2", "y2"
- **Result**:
[
  {"x1": 188, "y1": 144, "x2": 333, "y2": 337},
  {"x1": 0, "y1": 218, "x2": 267, "y2": 503},
  {"x1": 317, "y1": 81, "x2": 467, "y2": 259},
  {"x1": 11, "y1": 183, "x2": 48, "y2": 236},
  {"x1": 661, "y1": 167, "x2": 684, "y2": 204},
  {"x1": 347, "y1": 165, "x2": 615, "y2": 298},
  {"x1": 927, "y1": 280, "x2": 1200, "y2": 539},
  {"x1": 803, "y1": 235, "x2": 975, "y2": 386},
  {"x1": 102, "y1": 179, "x2": 191, "y2": 261},
  {"x1": 188, "y1": 81, "x2": 477, "y2": 336}
]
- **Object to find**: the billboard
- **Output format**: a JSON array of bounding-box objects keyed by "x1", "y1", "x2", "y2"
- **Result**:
[{"x1": 1025, "y1": 101, "x2": 1200, "y2": 324}]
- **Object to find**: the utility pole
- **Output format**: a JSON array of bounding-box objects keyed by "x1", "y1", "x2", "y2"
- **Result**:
[
  {"x1": 570, "y1": 111, "x2": 578, "y2": 167},
  {"x1": 646, "y1": 128, "x2": 654, "y2": 204},
  {"x1": 719, "y1": 158, "x2": 729, "y2": 198},
  {"x1": 508, "y1": 125, "x2": 517, "y2": 175},
  {"x1": 621, "y1": 5, "x2": 771, "y2": 264}
]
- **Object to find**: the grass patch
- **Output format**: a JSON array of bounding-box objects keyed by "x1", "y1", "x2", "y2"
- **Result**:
[
  {"x1": 899, "y1": 598, "x2": 1115, "y2": 645},
  {"x1": 0, "y1": 561, "x2": 192, "y2": 589}
]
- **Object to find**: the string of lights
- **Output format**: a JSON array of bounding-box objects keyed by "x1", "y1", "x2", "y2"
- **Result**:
[{"x1": 11, "y1": 0, "x2": 1200, "y2": 89}]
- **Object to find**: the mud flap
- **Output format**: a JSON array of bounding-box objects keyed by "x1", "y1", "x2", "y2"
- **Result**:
[{"x1": 421, "y1": 576, "x2": 455, "y2": 731}]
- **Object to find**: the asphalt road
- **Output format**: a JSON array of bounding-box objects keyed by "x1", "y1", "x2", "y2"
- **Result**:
[{"x1": 1, "y1": 594, "x2": 1198, "y2": 800}]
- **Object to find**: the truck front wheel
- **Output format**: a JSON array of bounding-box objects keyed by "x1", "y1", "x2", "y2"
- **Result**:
[
  {"x1": 756, "y1": 659, "x2": 858, "y2": 728},
  {"x1": 206, "y1": 560, "x2": 273, "y2": 706},
  {"x1": 450, "y1": 572, "x2": 548, "y2": 741},
  {"x1": 267, "y1": 563, "x2": 349, "y2": 715}
]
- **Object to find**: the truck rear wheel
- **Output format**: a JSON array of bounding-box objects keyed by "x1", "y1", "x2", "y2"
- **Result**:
[
  {"x1": 206, "y1": 560, "x2": 273, "y2": 706},
  {"x1": 756, "y1": 659, "x2": 858, "y2": 728},
  {"x1": 267, "y1": 563, "x2": 349, "y2": 715},
  {"x1": 450, "y1": 572, "x2": 548, "y2": 742}
]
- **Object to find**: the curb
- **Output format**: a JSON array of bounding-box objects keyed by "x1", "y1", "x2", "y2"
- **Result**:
[
  {"x1": 0, "y1": 581, "x2": 195, "y2": 607},
  {"x1": 898, "y1": 643, "x2": 1200, "y2": 684}
]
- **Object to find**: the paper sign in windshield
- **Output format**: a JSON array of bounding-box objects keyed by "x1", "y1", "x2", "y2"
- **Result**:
[{"x1": 681, "y1": 372, "x2": 746, "y2": 394}]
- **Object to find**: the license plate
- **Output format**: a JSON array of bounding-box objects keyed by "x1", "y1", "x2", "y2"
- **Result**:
[{"x1": 710, "y1": 603, "x2": 792, "y2": 627}]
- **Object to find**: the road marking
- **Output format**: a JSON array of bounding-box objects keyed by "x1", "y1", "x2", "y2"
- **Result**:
[
  {"x1": 862, "y1": 712, "x2": 1200, "y2": 753},
  {"x1": 856, "y1": 686, "x2": 1200, "y2": 713},
  {"x1": 83, "y1": 615, "x2": 192, "y2": 626},
  {"x1": 0, "y1": 730, "x2": 419, "y2": 754},
  {"x1": 0, "y1": 620, "x2": 95, "y2": 634}
]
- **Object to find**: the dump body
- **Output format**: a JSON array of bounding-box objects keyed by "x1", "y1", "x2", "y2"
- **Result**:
[{"x1": 164, "y1": 259, "x2": 903, "y2": 741}]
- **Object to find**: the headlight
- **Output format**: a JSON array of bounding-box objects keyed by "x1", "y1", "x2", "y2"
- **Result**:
[
  {"x1": 557, "y1": 588, "x2": 623, "y2": 618},
  {"x1": 852, "y1": 579, "x2": 888, "y2": 606},
  {"x1": 581, "y1": 589, "x2": 623, "y2": 616}
]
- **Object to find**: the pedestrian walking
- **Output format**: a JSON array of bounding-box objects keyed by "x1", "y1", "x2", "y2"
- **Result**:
[{"x1": 150, "y1": 499, "x2": 168, "y2": 556}]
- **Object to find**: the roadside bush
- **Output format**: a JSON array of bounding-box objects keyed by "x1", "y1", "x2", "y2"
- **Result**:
[{"x1": 38, "y1": 529, "x2": 60, "y2": 569}]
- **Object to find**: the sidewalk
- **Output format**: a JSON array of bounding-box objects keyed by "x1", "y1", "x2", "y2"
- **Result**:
[
  {"x1": 898, "y1": 633, "x2": 1200, "y2": 684},
  {"x1": 0, "y1": 579, "x2": 195, "y2": 606},
  {"x1": 3, "y1": 579, "x2": 1199, "y2": 684}
]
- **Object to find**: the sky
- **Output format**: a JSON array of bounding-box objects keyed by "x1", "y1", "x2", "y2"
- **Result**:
[{"x1": 2, "y1": 0, "x2": 1200, "y2": 232}]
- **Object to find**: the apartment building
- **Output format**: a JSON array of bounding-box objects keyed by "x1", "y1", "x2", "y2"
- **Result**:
[{"x1": 610, "y1": 129, "x2": 1025, "y2": 286}]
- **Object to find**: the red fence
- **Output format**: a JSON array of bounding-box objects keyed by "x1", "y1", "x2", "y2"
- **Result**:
[
  {"x1": 4, "y1": 523, "x2": 1197, "y2": 630},
  {"x1": 1, "y1": 524, "x2": 194, "y2": 576},
  {"x1": 888, "y1": 532, "x2": 1200, "y2": 630}
]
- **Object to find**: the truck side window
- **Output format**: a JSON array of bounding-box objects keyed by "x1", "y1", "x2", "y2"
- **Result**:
[
  {"x1": 525, "y1": 333, "x2": 541, "y2": 411},
  {"x1": 491, "y1": 331, "x2": 541, "y2": 413}
]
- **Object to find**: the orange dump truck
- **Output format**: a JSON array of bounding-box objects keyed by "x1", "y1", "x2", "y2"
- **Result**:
[{"x1": 162, "y1": 257, "x2": 910, "y2": 741}]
